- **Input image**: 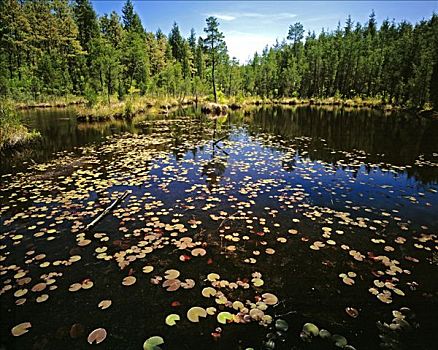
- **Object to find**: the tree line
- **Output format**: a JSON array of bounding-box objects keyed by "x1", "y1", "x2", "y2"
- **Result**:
[
  {"x1": 0, "y1": 0, "x2": 437, "y2": 109},
  {"x1": 246, "y1": 12, "x2": 438, "y2": 109}
]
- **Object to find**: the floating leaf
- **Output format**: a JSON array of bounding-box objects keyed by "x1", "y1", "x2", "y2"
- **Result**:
[
  {"x1": 143, "y1": 336, "x2": 164, "y2": 350},
  {"x1": 332, "y1": 334, "x2": 348, "y2": 348},
  {"x1": 69, "y1": 283, "x2": 82, "y2": 292},
  {"x1": 207, "y1": 273, "x2": 220, "y2": 282},
  {"x1": 191, "y1": 248, "x2": 206, "y2": 256},
  {"x1": 98, "y1": 300, "x2": 112, "y2": 310},
  {"x1": 164, "y1": 269, "x2": 180, "y2": 280},
  {"x1": 165, "y1": 314, "x2": 180, "y2": 326},
  {"x1": 122, "y1": 276, "x2": 136, "y2": 286},
  {"x1": 14, "y1": 289, "x2": 28, "y2": 298},
  {"x1": 377, "y1": 293, "x2": 392, "y2": 304},
  {"x1": 206, "y1": 307, "x2": 217, "y2": 315},
  {"x1": 249, "y1": 308, "x2": 264, "y2": 321},
  {"x1": 162, "y1": 279, "x2": 181, "y2": 291},
  {"x1": 11, "y1": 322, "x2": 31, "y2": 336},
  {"x1": 143, "y1": 266, "x2": 154, "y2": 273},
  {"x1": 181, "y1": 279, "x2": 195, "y2": 289},
  {"x1": 262, "y1": 293, "x2": 278, "y2": 305},
  {"x1": 345, "y1": 307, "x2": 359, "y2": 318},
  {"x1": 275, "y1": 319, "x2": 289, "y2": 332},
  {"x1": 217, "y1": 312, "x2": 233, "y2": 324},
  {"x1": 319, "y1": 329, "x2": 331, "y2": 339},
  {"x1": 31, "y1": 282, "x2": 47, "y2": 292},
  {"x1": 87, "y1": 328, "x2": 107, "y2": 344},
  {"x1": 36, "y1": 294, "x2": 49, "y2": 303},
  {"x1": 187, "y1": 307, "x2": 207, "y2": 322},
  {"x1": 303, "y1": 323, "x2": 319, "y2": 336},
  {"x1": 82, "y1": 279, "x2": 94, "y2": 289},
  {"x1": 202, "y1": 287, "x2": 217, "y2": 298},
  {"x1": 342, "y1": 277, "x2": 355, "y2": 286},
  {"x1": 252, "y1": 278, "x2": 264, "y2": 287},
  {"x1": 232, "y1": 301, "x2": 244, "y2": 310}
]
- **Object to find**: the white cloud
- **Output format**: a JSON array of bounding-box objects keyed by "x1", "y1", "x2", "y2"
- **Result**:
[
  {"x1": 209, "y1": 14, "x2": 236, "y2": 21},
  {"x1": 224, "y1": 31, "x2": 278, "y2": 63},
  {"x1": 204, "y1": 12, "x2": 297, "y2": 23}
]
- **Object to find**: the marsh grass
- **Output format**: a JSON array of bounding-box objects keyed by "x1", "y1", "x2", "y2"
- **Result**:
[
  {"x1": 75, "y1": 95, "x2": 194, "y2": 121},
  {"x1": 0, "y1": 101, "x2": 40, "y2": 150},
  {"x1": 15, "y1": 95, "x2": 85, "y2": 109}
]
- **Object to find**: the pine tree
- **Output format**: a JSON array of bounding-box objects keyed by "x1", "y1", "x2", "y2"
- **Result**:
[
  {"x1": 122, "y1": 0, "x2": 143, "y2": 33},
  {"x1": 203, "y1": 16, "x2": 225, "y2": 103},
  {"x1": 168, "y1": 22, "x2": 184, "y2": 62}
]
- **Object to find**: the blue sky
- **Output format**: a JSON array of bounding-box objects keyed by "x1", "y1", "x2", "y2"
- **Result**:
[{"x1": 92, "y1": 1, "x2": 437, "y2": 62}]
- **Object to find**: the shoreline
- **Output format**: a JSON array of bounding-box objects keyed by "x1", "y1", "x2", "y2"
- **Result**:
[
  {"x1": 0, "y1": 125, "x2": 40, "y2": 151},
  {"x1": 9, "y1": 95, "x2": 438, "y2": 121},
  {"x1": 75, "y1": 97, "x2": 198, "y2": 122},
  {"x1": 0, "y1": 101, "x2": 41, "y2": 151},
  {"x1": 14, "y1": 97, "x2": 85, "y2": 110}
]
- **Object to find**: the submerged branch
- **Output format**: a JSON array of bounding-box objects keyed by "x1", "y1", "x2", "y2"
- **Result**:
[{"x1": 85, "y1": 190, "x2": 130, "y2": 232}]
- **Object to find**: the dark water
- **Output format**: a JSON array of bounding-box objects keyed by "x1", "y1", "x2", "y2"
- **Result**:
[{"x1": 0, "y1": 106, "x2": 437, "y2": 350}]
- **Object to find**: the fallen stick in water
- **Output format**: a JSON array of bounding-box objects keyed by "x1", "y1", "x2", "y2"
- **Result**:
[
  {"x1": 85, "y1": 190, "x2": 130, "y2": 231},
  {"x1": 213, "y1": 135, "x2": 228, "y2": 145}
]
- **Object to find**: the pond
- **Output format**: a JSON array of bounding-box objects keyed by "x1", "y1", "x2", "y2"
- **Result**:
[{"x1": 1, "y1": 106, "x2": 437, "y2": 350}]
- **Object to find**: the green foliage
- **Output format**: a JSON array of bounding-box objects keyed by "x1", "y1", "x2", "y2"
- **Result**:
[
  {"x1": 0, "y1": 100, "x2": 40, "y2": 149},
  {"x1": 0, "y1": 0, "x2": 435, "y2": 110},
  {"x1": 204, "y1": 16, "x2": 226, "y2": 102},
  {"x1": 242, "y1": 14, "x2": 438, "y2": 109},
  {"x1": 84, "y1": 84, "x2": 98, "y2": 107},
  {"x1": 124, "y1": 100, "x2": 134, "y2": 117}
]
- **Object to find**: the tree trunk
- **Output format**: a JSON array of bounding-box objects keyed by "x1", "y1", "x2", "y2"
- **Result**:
[
  {"x1": 212, "y1": 63, "x2": 217, "y2": 102},
  {"x1": 228, "y1": 68, "x2": 232, "y2": 96},
  {"x1": 107, "y1": 67, "x2": 111, "y2": 104},
  {"x1": 9, "y1": 51, "x2": 13, "y2": 79},
  {"x1": 212, "y1": 43, "x2": 217, "y2": 103}
]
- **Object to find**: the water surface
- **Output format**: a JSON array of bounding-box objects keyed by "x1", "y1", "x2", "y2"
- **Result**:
[{"x1": 1, "y1": 106, "x2": 437, "y2": 350}]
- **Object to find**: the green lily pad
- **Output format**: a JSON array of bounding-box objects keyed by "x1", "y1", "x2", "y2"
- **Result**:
[
  {"x1": 303, "y1": 323, "x2": 319, "y2": 336},
  {"x1": 217, "y1": 311, "x2": 233, "y2": 324},
  {"x1": 332, "y1": 334, "x2": 348, "y2": 348},
  {"x1": 143, "y1": 336, "x2": 164, "y2": 350},
  {"x1": 165, "y1": 314, "x2": 180, "y2": 326},
  {"x1": 319, "y1": 329, "x2": 331, "y2": 339},
  {"x1": 275, "y1": 319, "x2": 289, "y2": 332}
]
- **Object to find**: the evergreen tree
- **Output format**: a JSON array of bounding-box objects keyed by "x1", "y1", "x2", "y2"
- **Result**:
[
  {"x1": 203, "y1": 16, "x2": 225, "y2": 102},
  {"x1": 122, "y1": 0, "x2": 143, "y2": 33},
  {"x1": 73, "y1": 0, "x2": 99, "y2": 52},
  {"x1": 168, "y1": 22, "x2": 184, "y2": 62}
]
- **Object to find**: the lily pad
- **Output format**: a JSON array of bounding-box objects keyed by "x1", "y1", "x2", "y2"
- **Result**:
[
  {"x1": 98, "y1": 300, "x2": 112, "y2": 310},
  {"x1": 11, "y1": 322, "x2": 31, "y2": 336},
  {"x1": 143, "y1": 336, "x2": 164, "y2": 350},
  {"x1": 122, "y1": 276, "x2": 136, "y2": 286},
  {"x1": 275, "y1": 319, "x2": 289, "y2": 332},
  {"x1": 262, "y1": 293, "x2": 278, "y2": 305},
  {"x1": 303, "y1": 323, "x2": 319, "y2": 336},
  {"x1": 165, "y1": 314, "x2": 180, "y2": 326},
  {"x1": 202, "y1": 287, "x2": 217, "y2": 297},
  {"x1": 332, "y1": 334, "x2": 348, "y2": 348},
  {"x1": 217, "y1": 311, "x2": 234, "y2": 324},
  {"x1": 87, "y1": 328, "x2": 107, "y2": 344},
  {"x1": 187, "y1": 306, "x2": 207, "y2": 322}
]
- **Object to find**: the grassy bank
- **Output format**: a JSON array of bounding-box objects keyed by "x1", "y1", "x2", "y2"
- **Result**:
[
  {"x1": 15, "y1": 95, "x2": 85, "y2": 109},
  {"x1": 195, "y1": 95, "x2": 399, "y2": 115},
  {"x1": 75, "y1": 96, "x2": 198, "y2": 122},
  {"x1": 231, "y1": 96, "x2": 396, "y2": 110},
  {"x1": 0, "y1": 102, "x2": 40, "y2": 150}
]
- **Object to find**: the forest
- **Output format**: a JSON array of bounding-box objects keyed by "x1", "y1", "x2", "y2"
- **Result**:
[{"x1": 0, "y1": 0, "x2": 437, "y2": 109}]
